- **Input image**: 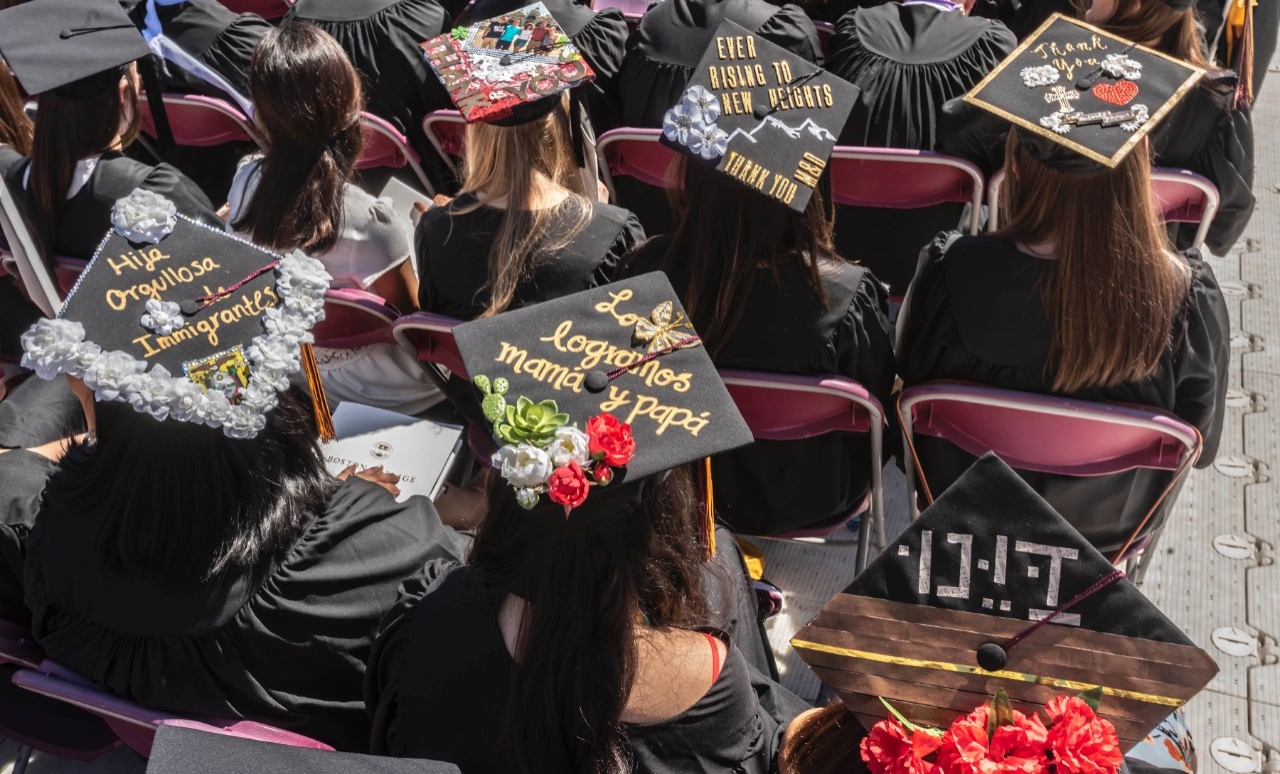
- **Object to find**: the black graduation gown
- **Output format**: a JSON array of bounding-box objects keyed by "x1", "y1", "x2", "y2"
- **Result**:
[
  {"x1": 462, "y1": 0, "x2": 630, "y2": 128},
  {"x1": 125, "y1": 0, "x2": 272, "y2": 96},
  {"x1": 3, "y1": 455, "x2": 469, "y2": 753},
  {"x1": 3, "y1": 153, "x2": 220, "y2": 261},
  {"x1": 937, "y1": 72, "x2": 1255, "y2": 254},
  {"x1": 896, "y1": 232, "x2": 1231, "y2": 554},
  {"x1": 826, "y1": 3, "x2": 1015, "y2": 294},
  {"x1": 285, "y1": 0, "x2": 453, "y2": 166},
  {"x1": 365, "y1": 561, "x2": 810, "y2": 771},
  {"x1": 415, "y1": 194, "x2": 644, "y2": 320},
  {"x1": 624, "y1": 238, "x2": 897, "y2": 536}
]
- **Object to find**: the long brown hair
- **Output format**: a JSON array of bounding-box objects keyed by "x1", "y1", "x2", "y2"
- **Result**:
[
  {"x1": 0, "y1": 66, "x2": 31, "y2": 155},
  {"x1": 1100, "y1": 0, "x2": 1212, "y2": 67},
  {"x1": 628, "y1": 156, "x2": 836, "y2": 358},
  {"x1": 454, "y1": 96, "x2": 590, "y2": 317},
  {"x1": 28, "y1": 65, "x2": 140, "y2": 251},
  {"x1": 233, "y1": 21, "x2": 363, "y2": 253},
  {"x1": 469, "y1": 467, "x2": 707, "y2": 773},
  {"x1": 777, "y1": 703, "x2": 869, "y2": 774},
  {"x1": 996, "y1": 128, "x2": 1189, "y2": 394}
]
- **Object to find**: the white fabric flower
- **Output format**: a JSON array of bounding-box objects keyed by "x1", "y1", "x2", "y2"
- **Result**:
[
  {"x1": 247, "y1": 337, "x2": 301, "y2": 376},
  {"x1": 1119, "y1": 104, "x2": 1150, "y2": 132},
  {"x1": 197, "y1": 389, "x2": 233, "y2": 428},
  {"x1": 238, "y1": 379, "x2": 279, "y2": 412},
  {"x1": 689, "y1": 123, "x2": 729, "y2": 160},
  {"x1": 1020, "y1": 65, "x2": 1059, "y2": 88},
  {"x1": 549, "y1": 426, "x2": 591, "y2": 467},
  {"x1": 20, "y1": 318, "x2": 90, "y2": 380},
  {"x1": 276, "y1": 251, "x2": 331, "y2": 304},
  {"x1": 224, "y1": 404, "x2": 267, "y2": 439},
  {"x1": 1101, "y1": 54, "x2": 1142, "y2": 80},
  {"x1": 662, "y1": 103, "x2": 705, "y2": 146},
  {"x1": 83, "y1": 350, "x2": 147, "y2": 402},
  {"x1": 1039, "y1": 111, "x2": 1072, "y2": 134},
  {"x1": 110, "y1": 189, "x2": 178, "y2": 244},
  {"x1": 681, "y1": 85, "x2": 721, "y2": 125},
  {"x1": 262, "y1": 306, "x2": 315, "y2": 348},
  {"x1": 515, "y1": 487, "x2": 541, "y2": 510},
  {"x1": 140, "y1": 299, "x2": 186, "y2": 335},
  {"x1": 126, "y1": 365, "x2": 177, "y2": 421},
  {"x1": 167, "y1": 379, "x2": 209, "y2": 423},
  {"x1": 492, "y1": 443, "x2": 553, "y2": 488}
]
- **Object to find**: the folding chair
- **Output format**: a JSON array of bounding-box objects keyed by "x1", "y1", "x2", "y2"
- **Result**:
[
  {"x1": 217, "y1": 0, "x2": 291, "y2": 18},
  {"x1": 11, "y1": 664, "x2": 334, "y2": 758},
  {"x1": 719, "y1": 370, "x2": 887, "y2": 573},
  {"x1": 53, "y1": 256, "x2": 87, "y2": 298},
  {"x1": 0, "y1": 176, "x2": 61, "y2": 316},
  {"x1": 312, "y1": 288, "x2": 399, "y2": 349},
  {"x1": 814, "y1": 21, "x2": 835, "y2": 62},
  {"x1": 828, "y1": 146, "x2": 985, "y2": 235},
  {"x1": 986, "y1": 167, "x2": 1220, "y2": 249},
  {"x1": 138, "y1": 93, "x2": 263, "y2": 149},
  {"x1": 596, "y1": 127, "x2": 677, "y2": 204},
  {"x1": 422, "y1": 109, "x2": 467, "y2": 178},
  {"x1": 358, "y1": 112, "x2": 436, "y2": 196},
  {"x1": 897, "y1": 381, "x2": 1202, "y2": 584}
]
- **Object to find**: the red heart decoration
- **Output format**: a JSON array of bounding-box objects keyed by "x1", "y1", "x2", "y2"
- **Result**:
[{"x1": 1092, "y1": 80, "x2": 1138, "y2": 106}]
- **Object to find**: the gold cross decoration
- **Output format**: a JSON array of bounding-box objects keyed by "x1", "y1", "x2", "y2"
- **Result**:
[{"x1": 1044, "y1": 86, "x2": 1081, "y2": 113}]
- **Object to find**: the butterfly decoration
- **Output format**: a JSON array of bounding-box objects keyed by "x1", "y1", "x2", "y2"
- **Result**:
[{"x1": 633, "y1": 301, "x2": 700, "y2": 354}]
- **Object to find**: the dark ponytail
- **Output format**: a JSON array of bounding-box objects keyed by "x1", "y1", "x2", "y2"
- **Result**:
[{"x1": 233, "y1": 20, "x2": 363, "y2": 253}]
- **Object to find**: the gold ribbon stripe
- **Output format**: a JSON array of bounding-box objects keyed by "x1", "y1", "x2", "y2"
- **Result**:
[{"x1": 791, "y1": 639, "x2": 1183, "y2": 707}]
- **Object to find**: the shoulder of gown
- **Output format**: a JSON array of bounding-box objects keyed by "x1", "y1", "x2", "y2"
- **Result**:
[
  {"x1": 0, "y1": 449, "x2": 56, "y2": 529},
  {"x1": 820, "y1": 261, "x2": 896, "y2": 407},
  {"x1": 136, "y1": 161, "x2": 222, "y2": 229},
  {"x1": 895, "y1": 229, "x2": 968, "y2": 384},
  {"x1": 570, "y1": 6, "x2": 629, "y2": 84},
  {"x1": 757, "y1": 2, "x2": 823, "y2": 65},
  {"x1": 1172, "y1": 250, "x2": 1230, "y2": 466},
  {"x1": 593, "y1": 204, "x2": 646, "y2": 282}
]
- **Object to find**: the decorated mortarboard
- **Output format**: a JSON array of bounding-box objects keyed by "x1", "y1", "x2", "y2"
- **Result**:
[
  {"x1": 792, "y1": 454, "x2": 1218, "y2": 751},
  {"x1": 419, "y1": 2, "x2": 593, "y2": 126},
  {"x1": 145, "y1": 724, "x2": 461, "y2": 774},
  {"x1": 453, "y1": 272, "x2": 754, "y2": 516},
  {"x1": 0, "y1": 0, "x2": 152, "y2": 97},
  {"x1": 19, "y1": 189, "x2": 333, "y2": 439},
  {"x1": 963, "y1": 14, "x2": 1202, "y2": 173},
  {"x1": 659, "y1": 19, "x2": 857, "y2": 213}
]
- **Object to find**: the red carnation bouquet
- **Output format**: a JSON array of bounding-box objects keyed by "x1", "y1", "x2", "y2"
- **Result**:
[{"x1": 861, "y1": 689, "x2": 1123, "y2": 774}]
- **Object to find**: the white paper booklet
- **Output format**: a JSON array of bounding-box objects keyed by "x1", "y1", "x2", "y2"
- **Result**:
[{"x1": 323, "y1": 402, "x2": 464, "y2": 501}]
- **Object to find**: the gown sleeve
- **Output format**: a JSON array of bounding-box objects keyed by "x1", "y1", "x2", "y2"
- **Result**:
[
  {"x1": 823, "y1": 267, "x2": 896, "y2": 414},
  {"x1": 1172, "y1": 253, "x2": 1231, "y2": 467},
  {"x1": 142, "y1": 163, "x2": 222, "y2": 229},
  {"x1": 201, "y1": 13, "x2": 273, "y2": 95},
  {"x1": 757, "y1": 4, "x2": 824, "y2": 66},
  {"x1": 573, "y1": 8, "x2": 629, "y2": 115},
  {"x1": 1187, "y1": 101, "x2": 1255, "y2": 254},
  {"x1": 937, "y1": 97, "x2": 1009, "y2": 178},
  {"x1": 895, "y1": 230, "x2": 965, "y2": 386},
  {"x1": 595, "y1": 210, "x2": 645, "y2": 286},
  {"x1": 0, "y1": 450, "x2": 56, "y2": 627}
]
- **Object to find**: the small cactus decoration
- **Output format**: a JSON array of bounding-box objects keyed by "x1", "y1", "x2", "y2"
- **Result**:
[{"x1": 474, "y1": 374, "x2": 510, "y2": 422}]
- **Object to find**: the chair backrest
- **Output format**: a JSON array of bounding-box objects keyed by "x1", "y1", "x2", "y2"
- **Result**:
[
  {"x1": 140, "y1": 94, "x2": 262, "y2": 148},
  {"x1": 814, "y1": 21, "x2": 835, "y2": 62},
  {"x1": 11, "y1": 666, "x2": 335, "y2": 757},
  {"x1": 828, "y1": 147, "x2": 985, "y2": 234},
  {"x1": 358, "y1": 113, "x2": 435, "y2": 194},
  {"x1": 54, "y1": 255, "x2": 88, "y2": 297},
  {"x1": 312, "y1": 288, "x2": 399, "y2": 349},
  {"x1": 391, "y1": 311, "x2": 466, "y2": 377},
  {"x1": 218, "y1": 0, "x2": 290, "y2": 17},
  {"x1": 422, "y1": 109, "x2": 467, "y2": 176},
  {"x1": 986, "y1": 167, "x2": 1220, "y2": 248},
  {"x1": 0, "y1": 176, "x2": 61, "y2": 316},
  {"x1": 597, "y1": 128, "x2": 678, "y2": 200}
]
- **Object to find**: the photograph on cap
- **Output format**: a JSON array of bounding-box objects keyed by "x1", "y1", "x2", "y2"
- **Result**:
[
  {"x1": 793, "y1": 454, "x2": 1217, "y2": 750},
  {"x1": 659, "y1": 20, "x2": 857, "y2": 213},
  {"x1": 419, "y1": 1, "x2": 593, "y2": 124},
  {"x1": 963, "y1": 13, "x2": 1203, "y2": 168}
]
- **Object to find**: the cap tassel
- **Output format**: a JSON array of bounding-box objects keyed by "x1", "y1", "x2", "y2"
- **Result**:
[
  {"x1": 701, "y1": 457, "x2": 716, "y2": 560},
  {"x1": 300, "y1": 343, "x2": 335, "y2": 441},
  {"x1": 1228, "y1": 0, "x2": 1256, "y2": 108}
]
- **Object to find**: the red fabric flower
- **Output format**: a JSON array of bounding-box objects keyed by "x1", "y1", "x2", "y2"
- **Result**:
[
  {"x1": 861, "y1": 717, "x2": 942, "y2": 774},
  {"x1": 937, "y1": 706, "x2": 1048, "y2": 774},
  {"x1": 1043, "y1": 697, "x2": 1122, "y2": 774},
  {"x1": 547, "y1": 460, "x2": 590, "y2": 511},
  {"x1": 586, "y1": 414, "x2": 635, "y2": 467},
  {"x1": 593, "y1": 464, "x2": 614, "y2": 485}
]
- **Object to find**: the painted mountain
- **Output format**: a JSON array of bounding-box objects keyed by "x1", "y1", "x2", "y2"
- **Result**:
[{"x1": 726, "y1": 115, "x2": 836, "y2": 144}]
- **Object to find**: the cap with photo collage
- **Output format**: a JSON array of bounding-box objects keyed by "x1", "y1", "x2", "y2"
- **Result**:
[
  {"x1": 452, "y1": 272, "x2": 755, "y2": 522},
  {"x1": 419, "y1": 1, "x2": 594, "y2": 126},
  {"x1": 659, "y1": 19, "x2": 857, "y2": 213},
  {"x1": 792, "y1": 453, "x2": 1217, "y2": 750},
  {"x1": 19, "y1": 189, "x2": 334, "y2": 440},
  {"x1": 963, "y1": 13, "x2": 1203, "y2": 174},
  {"x1": 0, "y1": 0, "x2": 152, "y2": 98}
]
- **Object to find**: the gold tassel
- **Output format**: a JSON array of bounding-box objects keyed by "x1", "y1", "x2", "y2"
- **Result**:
[
  {"x1": 1227, "y1": 0, "x2": 1256, "y2": 107},
  {"x1": 300, "y1": 343, "x2": 335, "y2": 441},
  {"x1": 702, "y1": 457, "x2": 716, "y2": 560}
]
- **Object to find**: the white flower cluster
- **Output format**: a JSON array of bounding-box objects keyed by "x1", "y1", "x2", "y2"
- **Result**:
[
  {"x1": 140, "y1": 299, "x2": 186, "y2": 335},
  {"x1": 1100, "y1": 54, "x2": 1142, "y2": 80},
  {"x1": 662, "y1": 85, "x2": 729, "y2": 161},
  {"x1": 19, "y1": 250, "x2": 331, "y2": 439},
  {"x1": 1039, "y1": 111, "x2": 1073, "y2": 135},
  {"x1": 1020, "y1": 65, "x2": 1060, "y2": 88},
  {"x1": 110, "y1": 188, "x2": 178, "y2": 244},
  {"x1": 1119, "y1": 104, "x2": 1150, "y2": 132},
  {"x1": 491, "y1": 425, "x2": 592, "y2": 508}
]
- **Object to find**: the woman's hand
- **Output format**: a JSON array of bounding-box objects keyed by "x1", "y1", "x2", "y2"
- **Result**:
[
  {"x1": 216, "y1": 203, "x2": 231, "y2": 220},
  {"x1": 337, "y1": 463, "x2": 402, "y2": 497}
]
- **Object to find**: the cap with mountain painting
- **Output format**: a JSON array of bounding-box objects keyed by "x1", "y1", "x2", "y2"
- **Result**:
[{"x1": 659, "y1": 19, "x2": 858, "y2": 213}]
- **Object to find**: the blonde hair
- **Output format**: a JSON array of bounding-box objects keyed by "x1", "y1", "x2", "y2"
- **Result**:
[
  {"x1": 456, "y1": 95, "x2": 590, "y2": 317},
  {"x1": 997, "y1": 129, "x2": 1190, "y2": 394},
  {"x1": 1101, "y1": 0, "x2": 1212, "y2": 67}
]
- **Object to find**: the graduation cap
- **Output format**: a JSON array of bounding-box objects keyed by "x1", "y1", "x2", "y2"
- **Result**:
[
  {"x1": 0, "y1": 0, "x2": 152, "y2": 97},
  {"x1": 145, "y1": 724, "x2": 462, "y2": 774},
  {"x1": 419, "y1": 1, "x2": 594, "y2": 126},
  {"x1": 962, "y1": 14, "x2": 1202, "y2": 173},
  {"x1": 452, "y1": 272, "x2": 755, "y2": 516},
  {"x1": 792, "y1": 453, "x2": 1218, "y2": 750},
  {"x1": 19, "y1": 189, "x2": 333, "y2": 439},
  {"x1": 658, "y1": 19, "x2": 857, "y2": 213}
]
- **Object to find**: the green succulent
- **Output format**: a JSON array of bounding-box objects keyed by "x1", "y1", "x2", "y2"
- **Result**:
[
  {"x1": 451, "y1": 25, "x2": 468, "y2": 40},
  {"x1": 474, "y1": 374, "x2": 510, "y2": 423},
  {"x1": 495, "y1": 396, "x2": 569, "y2": 446}
]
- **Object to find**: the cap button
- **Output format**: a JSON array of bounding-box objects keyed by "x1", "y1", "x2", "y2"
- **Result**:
[
  {"x1": 584, "y1": 370, "x2": 609, "y2": 393},
  {"x1": 976, "y1": 642, "x2": 1008, "y2": 671},
  {"x1": 752, "y1": 104, "x2": 770, "y2": 120},
  {"x1": 179, "y1": 299, "x2": 201, "y2": 316}
]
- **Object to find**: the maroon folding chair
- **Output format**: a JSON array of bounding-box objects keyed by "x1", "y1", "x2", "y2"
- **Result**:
[
  {"x1": 218, "y1": 0, "x2": 291, "y2": 18},
  {"x1": 897, "y1": 381, "x2": 1202, "y2": 584},
  {"x1": 828, "y1": 146, "x2": 985, "y2": 235},
  {"x1": 719, "y1": 370, "x2": 887, "y2": 573},
  {"x1": 312, "y1": 288, "x2": 400, "y2": 350},
  {"x1": 596, "y1": 127, "x2": 678, "y2": 203},
  {"x1": 53, "y1": 256, "x2": 87, "y2": 298},
  {"x1": 359, "y1": 112, "x2": 436, "y2": 196},
  {"x1": 138, "y1": 93, "x2": 263, "y2": 148},
  {"x1": 422, "y1": 110, "x2": 467, "y2": 178}
]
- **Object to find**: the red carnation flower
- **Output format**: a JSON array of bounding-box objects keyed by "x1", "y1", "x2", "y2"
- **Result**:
[
  {"x1": 1043, "y1": 697, "x2": 1122, "y2": 774},
  {"x1": 861, "y1": 717, "x2": 942, "y2": 774},
  {"x1": 586, "y1": 414, "x2": 635, "y2": 467},
  {"x1": 547, "y1": 460, "x2": 590, "y2": 512},
  {"x1": 937, "y1": 706, "x2": 1048, "y2": 774}
]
